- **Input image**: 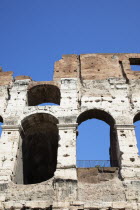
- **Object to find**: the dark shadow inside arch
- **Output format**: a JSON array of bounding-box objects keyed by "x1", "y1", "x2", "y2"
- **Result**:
[
  {"x1": 27, "y1": 84, "x2": 61, "y2": 106},
  {"x1": 21, "y1": 113, "x2": 59, "y2": 184},
  {"x1": 133, "y1": 113, "x2": 140, "y2": 155},
  {"x1": 77, "y1": 109, "x2": 118, "y2": 167}
]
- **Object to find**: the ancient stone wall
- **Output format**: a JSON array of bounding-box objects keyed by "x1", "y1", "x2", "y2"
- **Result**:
[{"x1": 0, "y1": 54, "x2": 140, "y2": 209}]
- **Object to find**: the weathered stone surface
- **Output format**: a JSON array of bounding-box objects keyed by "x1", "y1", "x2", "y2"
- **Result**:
[
  {"x1": 77, "y1": 168, "x2": 118, "y2": 183},
  {"x1": 54, "y1": 53, "x2": 140, "y2": 81},
  {"x1": 0, "y1": 53, "x2": 140, "y2": 209},
  {"x1": 15, "y1": 76, "x2": 32, "y2": 80}
]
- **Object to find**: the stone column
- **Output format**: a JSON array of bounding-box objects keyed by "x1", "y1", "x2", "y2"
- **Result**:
[
  {"x1": 55, "y1": 123, "x2": 78, "y2": 180},
  {"x1": 0, "y1": 125, "x2": 21, "y2": 183},
  {"x1": 115, "y1": 124, "x2": 140, "y2": 180}
]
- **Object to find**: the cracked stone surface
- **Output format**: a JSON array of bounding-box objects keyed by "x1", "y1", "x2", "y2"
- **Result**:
[{"x1": 0, "y1": 54, "x2": 140, "y2": 209}]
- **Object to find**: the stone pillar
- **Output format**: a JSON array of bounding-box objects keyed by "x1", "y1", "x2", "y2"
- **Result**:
[
  {"x1": 0, "y1": 125, "x2": 21, "y2": 183},
  {"x1": 55, "y1": 123, "x2": 78, "y2": 180},
  {"x1": 115, "y1": 124, "x2": 140, "y2": 180}
]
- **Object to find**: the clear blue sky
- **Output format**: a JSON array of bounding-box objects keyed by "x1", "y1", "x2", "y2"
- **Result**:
[{"x1": 0, "y1": 0, "x2": 140, "y2": 163}]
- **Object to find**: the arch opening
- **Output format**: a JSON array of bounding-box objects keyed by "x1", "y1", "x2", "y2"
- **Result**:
[
  {"x1": 133, "y1": 113, "x2": 140, "y2": 155},
  {"x1": 20, "y1": 113, "x2": 59, "y2": 184},
  {"x1": 76, "y1": 109, "x2": 118, "y2": 167},
  {"x1": 0, "y1": 116, "x2": 3, "y2": 137},
  {"x1": 27, "y1": 84, "x2": 61, "y2": 106}
]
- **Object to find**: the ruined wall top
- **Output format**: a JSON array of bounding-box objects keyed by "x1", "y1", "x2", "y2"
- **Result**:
[
  {"x1": 1, "y1": 53, "x2": 140, "y2": 86},
  {"x1": 54, "y1": 53, "x2": 140, "y2": 81},
  {"x1": 0, "y1": 53, "x2": 140, "y2": 209}
]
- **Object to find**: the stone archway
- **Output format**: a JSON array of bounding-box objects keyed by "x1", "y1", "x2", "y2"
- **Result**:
[
  {"x1": 21, "y1": 113, "x2": 59, "y2": 184},
  {"x1": 77, "y1": 109, "x2": 118, "y2": 167}
]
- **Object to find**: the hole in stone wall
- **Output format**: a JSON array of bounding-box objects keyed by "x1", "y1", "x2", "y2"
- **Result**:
[
  {"x1": 129, "y1": 58, "x2": 140, "y2": 71},
  {"x1": 131, "y1": 65, "x2": 140, "y2": 71},
  {"x1": 130, "y1": 158, "x2": 135, "y2": 162},
  {"x1": 134, "y1": 121, "x2": 140, "y2": 155},
  {"x1": 37, "y1": 102, "x2": 59, "y2": 106},
  {"x1": 0, "y1": 116, "x2": 3, "y2": 137},
  {"x1": 19, "y1": 113, "x2": 59, "y2": 185},
  {"x1": 121, "y1": 133, "x2": 126, "y2": 137},
  {"x1": 133, "y1": 113, "x2": 140, "y2": 155},
  {"x1": 76, "y1": 109, "x2": 118, "y2": 168},
  {"x1": 27, "y1": 84, "x2": 61, "y2": 106}
]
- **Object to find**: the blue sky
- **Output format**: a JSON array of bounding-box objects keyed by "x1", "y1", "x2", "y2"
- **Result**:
[{"x1": 0, "y1": 0, "x2": 140, "y2": 163}]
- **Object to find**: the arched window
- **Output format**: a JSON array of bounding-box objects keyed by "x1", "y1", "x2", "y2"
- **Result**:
[
  {"x1": 0, "y1": 116, "x2": 3, "y2": 137},
  {"x1": 76, "y1": 109, "x2": 118, "y2": 167},
  {"x1": 27, "y1": 84, "x2": 60, "y2": 106},
  {"x1": 18, "y1": 113, "x2": 59, "y2": 185},
  {"x1": 134, "y1": 113, "x2": 140, "y2": 155}
]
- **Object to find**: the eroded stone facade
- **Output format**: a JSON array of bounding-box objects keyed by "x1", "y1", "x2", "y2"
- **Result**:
[{"x1": 0, "y1": 54, "x2": 140, "y2": 209}]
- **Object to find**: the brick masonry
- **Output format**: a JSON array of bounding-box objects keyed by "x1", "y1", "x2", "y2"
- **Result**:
[{"x1": 0, "y1": 54, "x2": 140, "y2": 209}]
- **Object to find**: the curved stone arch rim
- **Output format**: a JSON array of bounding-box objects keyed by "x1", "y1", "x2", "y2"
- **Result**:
[
  {"x1": 20, "y1": 110, "x2": 59, "y2": 125},
  {"x1": 77, "y1": 107, "x2": 116, "y2": 126},
  {"x1": 20, "y1": 112, "x2": 59, "y2": 132},
  {"x1": 133, "y1": 110, "x2": 140, "y2": 123}
]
